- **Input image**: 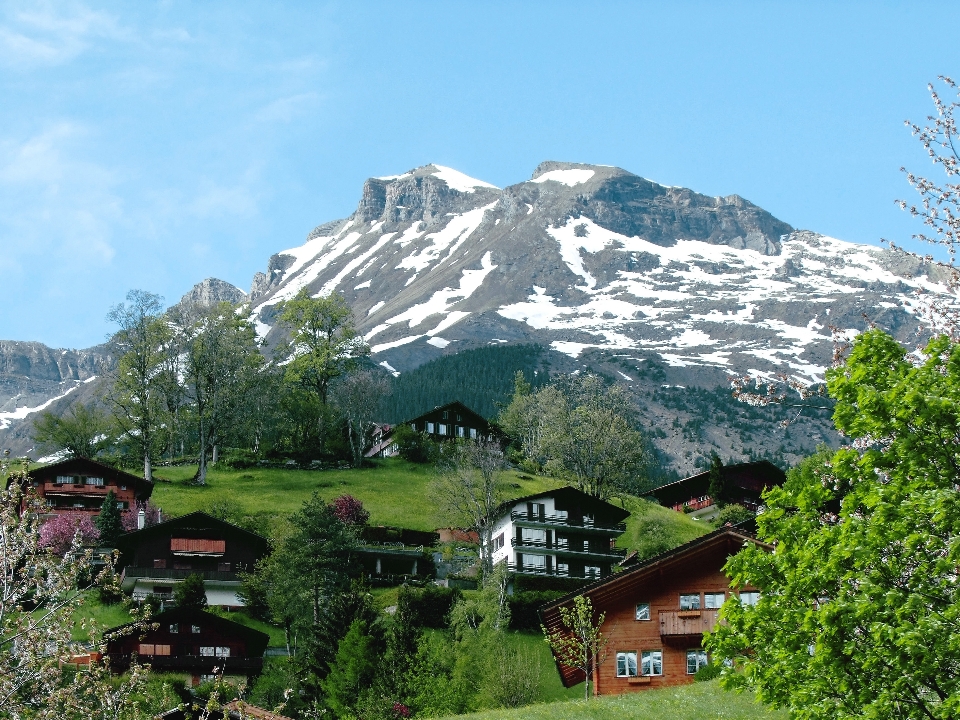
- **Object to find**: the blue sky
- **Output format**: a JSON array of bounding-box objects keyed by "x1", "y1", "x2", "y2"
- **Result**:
[{"x1": 1, "y1": 1, "x2": 954, "y2": 349}]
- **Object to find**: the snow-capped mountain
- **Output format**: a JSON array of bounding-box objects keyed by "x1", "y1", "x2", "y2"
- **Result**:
[{"x1": 249, "y1": 161, "x2": 950, "y2": 380}]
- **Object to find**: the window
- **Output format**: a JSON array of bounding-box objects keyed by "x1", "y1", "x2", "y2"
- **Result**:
[
  {"x1": 438, "y1": 423, "x2": 447, "y2": 435},
  {"x1": 442, "y1": 411, "x2": 449, "y2": 419},
  {"x1": 584, "y1": 565, "x2": 601, "y2": 578},
  {"x1": 153, "y1": 559, "x2": 167, "y2": 569},
  {"x1": 191, "y1": 625, "x2": 201, "y2": 634},
  {"x1": 679, "y1": 593, "x2": 701, "y2": 610},
  {"x1": 456, "y1": 414, "x2": 462, "y2": 421},
  {"x1": 530, "y1": 502, "x2": 545, "y2": 519},
  {"x1": 469, "y1": 428, "x2": 477, "y2": 439},
  {"x1": 557, "y1": 562, "x2": 569, "y2": 575},
  {"x1": 555, "y1": 535, "x2": 569, "y2": 549},
  {"x1": 635, "y1": 603, "x2": 651, "y2": 621},
  {"x1": 456, "y1": 425, "x2": 465, "y2": 437},
  {"x1": 138, "y1": 643, "x2": 154, "y2": 655},
  {"x1": 426, "y1": 422, "x2": 435, "y2": 434},
  {"x1": 154, "y1": 644, "x2": 171, "y2": 656},
  {"x1": 493, "y1": 533, "x2": 504, "y2": 551},
  {"x1": 522, "y1": 527, "x2": 545, "y2": 543},
  {"x1": 201, "y1": 646, "x2": 230, "y2": 657},
  {"x1": 84, "y1": 477, "x2": 104, "y2": 486},
  {"x1": 739, "y1": 591, "x2": 760, "y2": 606},
  {"x1": 704, "y1": 592, "x2": 725, "y2": 609},
  {"x1": 616, "y1": 651, "x2": 638, "y2": 677},
  {"x1": 525, "y1": 554, "x2": 546, "y2": 570},
  {"x1": 120, "y1": 485, "x2": 127, "y2": 491},
  {"x1": 641, "y1": 650, "x2": 663, "y2": 676},
  {"x1": 169, "y1": 624, "x2": 179, "y2": 634},
  {"x1": 56, "y1": 475, "x2": 77, "y2": 485},
  {"x1": 686, "y1": 649, "x2": 708, "y2": 674}
]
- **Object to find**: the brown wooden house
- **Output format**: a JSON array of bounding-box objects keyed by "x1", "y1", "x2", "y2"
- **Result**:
[
  {"x1": 8, "y1": 457, "x2": 153, "y2": 518},
  {"x1": 539, "y1": 526, "x2": 768, "y2": 695},
  {"x1": 643, "y1": 460, "x2": 786, "y2": 519},
  {"x1": 115, "y1": 511, "x2": 269, "y2": 608},
  {"x1": 367, "y1": 401, "x2": 494, "y2": 457},
  {"x1": 106, "y1": 607, "x2": 269, "y2": 682}
]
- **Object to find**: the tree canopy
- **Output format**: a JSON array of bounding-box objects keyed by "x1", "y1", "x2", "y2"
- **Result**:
[{"x1": 707, "y1": 329, "x2": 960, "y2": 720}]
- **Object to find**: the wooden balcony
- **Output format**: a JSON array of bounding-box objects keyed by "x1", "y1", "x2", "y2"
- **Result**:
[{"x1": 659, "y1": 608, "x2": 719, "y2": 637}]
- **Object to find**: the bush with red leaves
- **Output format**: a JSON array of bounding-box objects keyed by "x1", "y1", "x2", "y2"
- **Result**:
[{"x1": 329, "y1": 494, "x2": 370, "y2": 526}]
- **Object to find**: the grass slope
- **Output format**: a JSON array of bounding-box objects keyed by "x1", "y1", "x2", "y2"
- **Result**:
[{"x1": 440, "y1": 680, "x2": 786, "y2": 720}]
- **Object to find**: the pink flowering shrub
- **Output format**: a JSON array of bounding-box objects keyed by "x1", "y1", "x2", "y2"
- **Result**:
[
  {"x1": 39, "y1": 514, "x2": 100, "y2": 556},
  {"x1": 121, "y1": 500, "x2": 163, "y2": 532},
  {"x1": 391, "y1": 702, "x2": 411, "y2": 719},
  {"x1": 329, "y1": 494, "x2": 370, "y2": 526}
]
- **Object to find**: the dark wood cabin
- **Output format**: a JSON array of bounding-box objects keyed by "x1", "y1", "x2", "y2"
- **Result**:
[
  {"x1": 106, "y1": 607, "x2": 268, "y2": 682},
  {"x1": 9, "y1": 457, "x2": 153, "y2": 518},
  {"x1": 540, "y1": 527, "x2": 768, "y2": 695},
  {"x1": 643, "y1": 460, "x2": 786, "y2": 515},
  {"x1": 406, "y1": 401, "x2": 491, "y2": 441},
  {"x1": 115, "y1": 511, "x2": 269, "y2": 607}
]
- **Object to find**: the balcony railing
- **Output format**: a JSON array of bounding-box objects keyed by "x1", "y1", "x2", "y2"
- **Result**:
[
  {"x1": 121, "y1": 567, "x2": 240, "y2": 582},
  {"x1": 659, "y1": 608, "x2": 720, "y2": 637},
  {"x1": 510, "y1": 511, "x2": 626, "y2": 533},
  {"x1": 510, "y1": 537, "x2": 627, "y2": 560},
  {"x1": 107, "y1": 654, "x2": 263, "y2": 672},
  {"x1": 505, "y1": 562, "x2": 605, "y2": 580}
]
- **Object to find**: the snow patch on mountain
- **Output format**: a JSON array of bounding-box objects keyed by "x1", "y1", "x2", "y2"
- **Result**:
[{"x1": 532, "y1": 168, "x2": 596, "y2": 186}]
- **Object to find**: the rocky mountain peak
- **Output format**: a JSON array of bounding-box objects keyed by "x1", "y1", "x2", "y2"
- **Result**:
[{"x1": 172, "y1": 278, "x2": 247, "y2": 314}]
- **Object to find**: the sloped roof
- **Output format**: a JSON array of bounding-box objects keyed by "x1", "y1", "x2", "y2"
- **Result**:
[
  {"x1": 403, "y1": 400, "x2": 489, "y2": 426},
  {"x1": 114, "y1": 511, "x2": 269, "y2": 555},
  {"x1": 642, "y1": 460, "x2": 785, "y2": 507},
  {"x1": 493, "y1": 485, "x2": 630, "y2": 524},
  {"x1": 10, "y1": 456, "x2": 153, "y2": 492},
  {"x1": 107, "y1": 607, "x2": 270, "y2": 657}
]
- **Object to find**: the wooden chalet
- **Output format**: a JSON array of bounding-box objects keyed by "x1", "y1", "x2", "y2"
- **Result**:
[
  {"x1": 106, "y1": 607, "x2": 268, "y2": 683},
  {"x1": 643, "y1": 460, "x2": 785, "y2": 518},
  {"x1": 540, "y1": 526, "x2": 768, "y2": 695},
  {"x1": 115, "y1": 511, "x2": 269, "y2": 608},
  {"x1": 366, "y1": 401, "x2": 493, "y2": 457},
  {"x1": 8, "y1": 457, "x2": 153, "y2": 518}
]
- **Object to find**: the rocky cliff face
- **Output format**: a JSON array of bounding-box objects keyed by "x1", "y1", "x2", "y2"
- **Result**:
[{"x1": 247, "y1": 161, "x2": 947, "y2": 383}]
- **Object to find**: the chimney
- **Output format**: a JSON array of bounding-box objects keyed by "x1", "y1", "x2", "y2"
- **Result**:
[{"x1": 137, "y1": 509, "x2": 145, "y2": 530}]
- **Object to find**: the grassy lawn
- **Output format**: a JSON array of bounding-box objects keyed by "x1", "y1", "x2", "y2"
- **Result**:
[
  {"x1": 69, "y1": 592, "x2": 135, "y2": 641},
  {"x1": 151, "y1": 458, "x2": 567, "y2": 534},
  {"x1": 439, "y1": 679, "x2": 787, "y2": 720}
]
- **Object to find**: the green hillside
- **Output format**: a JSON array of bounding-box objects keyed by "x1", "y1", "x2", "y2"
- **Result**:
[
  {"x1": 439, "y1": 680, "x2": 786, "y2": 720},
  {"x1": 149, "y1": 459, "x2": 709, "y2": 553}
]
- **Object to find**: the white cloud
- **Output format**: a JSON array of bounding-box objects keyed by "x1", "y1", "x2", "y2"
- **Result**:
[{"x1": 0, "y1": 2, "x2": 131, "y2": 68}]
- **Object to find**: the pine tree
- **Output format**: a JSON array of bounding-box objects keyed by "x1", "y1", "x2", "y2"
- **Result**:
[
  {"x1": 321, "y1": 618, "x2": 375, "y2": 717},
  {"x1": 95, "y1": 489, "x2": 124, "y2": 547}
]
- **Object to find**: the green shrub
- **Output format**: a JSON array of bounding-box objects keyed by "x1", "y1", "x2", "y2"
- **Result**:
[
  {"x1": 219, "y1": 448, "x2": 259, "y2": 469},
  {"x1": 399, "y1": 584, "x2": 462, "y2": 629},
  {"x1": 713, "y1": 503, "x2": 755, "y2": 528},
  {"x1": 694, "y1": 661, "x2": 723, "y2": 681},
  {"x1": 391, "y1": 424, "x2": 438, "y2": 463},
  {"x1": 507, "y1": 591, "x2": 564, "y2": 632}
]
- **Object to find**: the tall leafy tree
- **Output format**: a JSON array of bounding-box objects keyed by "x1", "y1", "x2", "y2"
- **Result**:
[
  {"x1": 502, "y1": 374, "x2": 652, "y2": 499},
  {"x1": 332, "y1": 369, "x2": 390, "y2": 467},
  {"x1": 32, "y1": 403, "x2": 111, "y2": 459},
  {"x1": 707, "y1": 329, "x2": 960, "y2": 720},
  {"x1": 278, "y1": 289, "x2": 369, "y2": 407},
  {"x1": 105, "y1": 289, "x2": 169, "y2": 482},
  {"x1": 183, "y1": 302, "x2": 265, "y2": 484},
  {"x1": 541, "y1": 595, "x2": 608, "y2": 701},
  {"x1": 434, "y1": 437, "x2": 506, "y2": 576}
]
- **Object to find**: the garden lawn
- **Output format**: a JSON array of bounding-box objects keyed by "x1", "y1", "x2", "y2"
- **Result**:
[
  {"x1": 439, "y1": 679, "x2": 787, "y2": 720},
  {"x1": 150, "y1": 458, "x2": 566, "y2": 534}
]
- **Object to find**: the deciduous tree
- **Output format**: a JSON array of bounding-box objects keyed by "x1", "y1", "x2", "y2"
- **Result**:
[
  {"x1": 32, "y1": 403, "x2": 112, "y2": 459},
  {"x1": 542, "y1": 594, "x2": 608, "y2": 701},
  {"x1": 105, "y1": 289, "x2": 170, "y2": 482},
  {"x1": 434, "y1": 438, "x2": 506, "y2": 576},
  {"x1": 707, "y1": 330, "x2": 960, "y2": 720},
  {"x1": 332, "y1": 369, "x2": 390, "y2": 468}
]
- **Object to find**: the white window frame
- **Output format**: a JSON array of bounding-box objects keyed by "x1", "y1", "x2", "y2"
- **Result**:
[
  {"x1": 426, "y1": 422, "x2": 435, "y2": 434},
  {"x1": 584, "y1": 565, "x2": 601, "y2": 578},
  {"x1": 739, "y1": 591, "x2": 760, "y2": 606},
  {"x1": 438, "y1": 423, "x2": 447, "y2": 435},
  {"x1": 616, "y1": 651, "x2": 638, "y2": 677},
  {"x1": 641, "y1": 650, "x2": 663, "y2": 676},
  {"x1": 635, "y1": 603, "x2": 651, "y2": 621},
  {"x1": 84, "y1": 477, "x2": 104, "y2": 486},
  {"x1": 493, "y1": 533, "x2": 504, "y2": 551}
]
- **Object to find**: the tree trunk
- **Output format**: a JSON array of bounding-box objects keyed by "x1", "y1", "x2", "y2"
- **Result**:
[
  {"x1": 196, "y1": 425, "x2": 208, "y2": 485},
  {"x1": 212, "y1": 444, "x2": 218, "y2": 465},
  {"x1": 144, "y1": 453, "x2": 153, "y2": 483}
]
